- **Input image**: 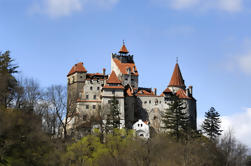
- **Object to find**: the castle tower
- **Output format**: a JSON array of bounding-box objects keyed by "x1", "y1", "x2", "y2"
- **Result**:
[
  {"x1": 111, "y1": 42, "x2": 139, "y2": 89},
  {"x1": 67, "y1": 62, "x2": 87, "y2": 105},
  {"x1": 162, "y1": 61, "x2": 197, "y2": 130},
  {"x1": 102, "y1": 71, "x2": 125, "y2": 127}
]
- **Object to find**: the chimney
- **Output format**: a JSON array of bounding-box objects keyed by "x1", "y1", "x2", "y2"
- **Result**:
[
  {"x1": 103, "y1": 68, "x2": 106, "y2": 75},
  {"x1": 154, "y1": 88, "x2": 157, "y2": 95},
  {"x1": 189, "y1": 86, "x2": 193, "y2": 95},
  {"x1": 186, "y1": 89, "x2": 189, "y2": 96}
]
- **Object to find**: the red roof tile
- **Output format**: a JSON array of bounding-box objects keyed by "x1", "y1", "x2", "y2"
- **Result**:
[
  {"x1": 106, "y1": 71, "x2": 121, "y2": 84},
  {"x1": 168, "y1": 63, "x2": 185, "y2": 88},
  {"x1": 176, "y1": 89, "x2": 191, "y2": 99},
  {"x1": 67, "y1": 62, "x2": 87, "y2": 76},
  {"x1": 119, "y1": 43, "x2": 129, "y2": 54},
  {"x1": 113, "y1": 58, "x2": 139, "y2": 76},
  {"x1": 163, "y1": 87, "x2": 172, "y2": 93},
  {"x1": 136, "y1": 90, "x2": 156, "y2": 96},
  {"x1": 126, "y1": 87, "x2": 133, "y2": 96},
  {"x1": 103, "y1": 85, "x2": 124, "y2": 89}
]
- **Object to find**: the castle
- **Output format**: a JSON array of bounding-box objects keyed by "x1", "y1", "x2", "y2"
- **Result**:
[{"x1": 67, "y1": 43, "x2": 197, "y2": 135}]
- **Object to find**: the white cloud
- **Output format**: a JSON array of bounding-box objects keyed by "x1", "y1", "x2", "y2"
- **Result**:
[
  {"x1": 224, "y1": 49, "x2": 251, "y2": 75},
  {"x1": 238, "y1": 52, "x2": 251, "y2": 75},
  {"x1": 221, "y1": 108, "x2": 251, "y2": 148},
  {"x1": 218, "y1": 0, "x2": 242, "y2": 12},
  {"x1": 170, "y1": 0, "x2": 200, "y2": 9},
  {"x1": 154, "y1": 0, "x2": 243, "y2": 12},
  {"x1": 198, "y1": 108, "x2": 251, "y2": 148},
  {"x1": 30, "y1": 0, "x2": 119, "y2": 18}
]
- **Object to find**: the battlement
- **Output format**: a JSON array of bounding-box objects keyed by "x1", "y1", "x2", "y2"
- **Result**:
[{"x1": 112, "y1": 53, "x2": 134, "y2": 63}]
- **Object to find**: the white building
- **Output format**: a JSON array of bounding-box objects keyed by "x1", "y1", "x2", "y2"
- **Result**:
[{"x1": 133, "y1": 119, "x2": 150, "y2": 139}]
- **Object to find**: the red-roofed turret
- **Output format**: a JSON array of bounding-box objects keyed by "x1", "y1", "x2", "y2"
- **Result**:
[
  {"x1": 67, "y1": 62, "x2": 87, "y2": 76},
  {"x1": 119, "y1": 41, "x2": 129, "y2": 54},
  {"x1": 168, "y1": 62, "x2": 185, "y2": 89}
]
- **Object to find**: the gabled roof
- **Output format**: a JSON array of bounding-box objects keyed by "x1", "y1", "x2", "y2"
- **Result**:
[
  {"x1": 103, "y1": 85, "x2": 124, "y2": 89},
  {"x1": 136, "y1": 89, "x2": 156, "y2": 96},
  {"x1": 168, "y1": 63, "x2": 185, "y2": 88},
  {"x1": 119, "y1": 43, "x2": 129, "y2": 54},
  {"x1": 176, "y1": 89, "x2": 191, "y2": 99},
  {"x1": 67, "y1": 62, "x2": 87, "y2": 76},
  {"x1": 113, "y1": 58, "x2": 139, "y2": 76},
  {"x1": 160, "y1": 87, "x2": 172, "y2": 96},
  {"x1": 163, "y1": 87, "x2": 172, "y2": 93},
  {"x1": 106, "y1": 71, "x2": 121, "y2": 84}
]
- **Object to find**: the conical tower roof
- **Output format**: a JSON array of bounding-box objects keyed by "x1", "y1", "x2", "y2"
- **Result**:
[
  {"x1": 168, "y1": 63, "x2": 185, "y2": 88},
  {"x1": 119, "y1": 42, "x2": 129, "y2": 54}
]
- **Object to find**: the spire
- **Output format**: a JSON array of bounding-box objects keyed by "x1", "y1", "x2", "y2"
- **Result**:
[
  {"x1": 168, "y1": 62, "x2": 185, "y2": 88},
  {"x1": 119, "y1": 40, "x2": 129, "y2": 54}
]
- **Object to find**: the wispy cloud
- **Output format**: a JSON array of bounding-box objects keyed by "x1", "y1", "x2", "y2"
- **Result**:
[
  {"x1": 153, "y1": 0, "x2": 243, "y2": 12},
  {"x1": 30, "y1": 0, "x2": 119, "y2": 18},
  {"x1": 223, "y1": 40, "x2": 251, "y2": 75},
  {"x1": 221, "y1": 108, "x2": 251, "y2": 148}
]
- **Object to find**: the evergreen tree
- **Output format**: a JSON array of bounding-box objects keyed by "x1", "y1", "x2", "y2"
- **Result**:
[
  {"x1": 202, "y1": 107, "x2": 222, "y2": 140},
  {"x1": 105, "y1": 96, "x2": 121, "y2": 133},
  {"x1": 0, "y1": 51, "x2": 18, "y2": 109},
  {"x1": 162, "y1": 94, "x2": 189, "y2": 141}
]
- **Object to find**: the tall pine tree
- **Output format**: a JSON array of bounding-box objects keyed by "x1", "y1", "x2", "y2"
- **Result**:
[
  {"x1": 0, "y1": 51, "x2": 18, "y2": 109},
  {"x1": 201, "y1": 107, "x2": 222, "y2": 140},
  {"x1": 162, "y1": 94, "x2": 189, "y2": 141},
  {"x1": 105, "y1": 96, "x2": 121, "y2": 133}
]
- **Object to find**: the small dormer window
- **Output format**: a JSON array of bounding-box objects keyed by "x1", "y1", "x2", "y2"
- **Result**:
[{"x1": 127, "y1": 67, "x2": 131, "y2": 74}]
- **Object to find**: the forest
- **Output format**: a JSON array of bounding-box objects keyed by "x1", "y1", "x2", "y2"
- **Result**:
[{"x1": 0, "y1": 51, "x2": 251, "y2": 166}]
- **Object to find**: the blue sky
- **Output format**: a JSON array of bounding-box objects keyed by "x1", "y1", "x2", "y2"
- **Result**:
[{"x1": 1, "y1": 0, "x2": 251, "y2": 146}]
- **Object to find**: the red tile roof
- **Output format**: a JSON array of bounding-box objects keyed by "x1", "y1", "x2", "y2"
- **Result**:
[
  {"x1": 136, "y1": 90, "x2": 156, "y2": 96},
  {"x1": 113, "y1": 58, "x2": 139, "y2": 76},
  {"x1": 168, "y1": 63, "x2": 185, "y2": 88},
  {"x1": 126, "y1": 87, "x2": 133, "y2": 96},
  {"x1": 67, "y1": 62, "x2": 87, "y2": 76},
  {"x1": 103, "y1": 85, "x2": 124, "y2": 89},
  {"x1": 106, "y1": 71, "x2": 121, "y2": 84},
  {"x1": 163, "y1": 87, "x2": 172, "y2": 93},
  {"x1": 176, "y1": 89, "x2": 191, "y2": 99},
  {"x1": 119, "y1": 44, "x2": 129, "y2": 54},
  {"x1": 160, "y1": 87, "x2": 172, "y2": 96}
]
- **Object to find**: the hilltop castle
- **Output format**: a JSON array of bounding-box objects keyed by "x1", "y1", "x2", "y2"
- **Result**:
[{"x1": 67, "y1": 43, "x2": 197, "y2": 136}]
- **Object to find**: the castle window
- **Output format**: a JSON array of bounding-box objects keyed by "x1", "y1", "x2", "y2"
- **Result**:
[
  {"x1": 80, "y1": 76, "x2": 82, "y2": 78},
  {"x1": 86, "y1": 95, "x2": 89, "y2": 99},
  {"x1": 149, "y1": 100, "x2": 151, "y2": 104},
  {"x1": 131, "y1": 78, "x2": 134, "y2": 81},
  {"x1": 93, "y1": 95, "x2": 96, "y2": 99},
  {"x1": 90, "y1": 86, "x2": 93, "y2": 90},
  {"x1": 97, "y1": 87, "x2": 100, "y2": 90},
  {"x1": 144, "y1": 101, "x2": 147, "y2": 104},
  {"x1": 93, "y1": 105, "x2": 96, "y2": 109},
  {"x1": 86, "y1": 105, "x2": 89, "y2": 109},
  {"x1": 112, "y1": 90, "x2": 115, "y2": 95},
  {"x1": 83, "y1": 114, "x2": 87, "y2": 120}
]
